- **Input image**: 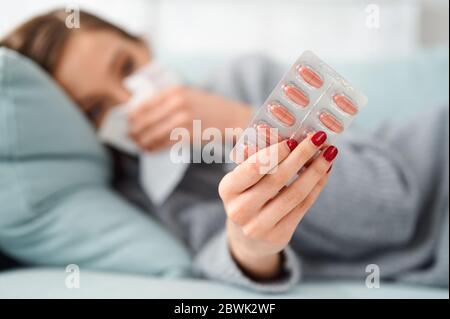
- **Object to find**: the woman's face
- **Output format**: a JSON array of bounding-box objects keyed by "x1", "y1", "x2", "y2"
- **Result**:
[{"x1": 54, "y1": 30, "x2": 151, "y2": 127}]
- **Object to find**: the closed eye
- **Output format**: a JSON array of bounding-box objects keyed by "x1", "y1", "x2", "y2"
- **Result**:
[{"x1": 121, "y1": 56, "x2": 136, "y2": 78}]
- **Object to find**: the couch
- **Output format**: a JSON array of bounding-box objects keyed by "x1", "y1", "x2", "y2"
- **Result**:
[{"x1": 0, "y1": 46, "x2": 448, "y2": 299}]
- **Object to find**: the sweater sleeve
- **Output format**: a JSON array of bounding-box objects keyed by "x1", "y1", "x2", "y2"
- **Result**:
[{"x1": 193, "y1": 230, "x2": 301, "y2": 293}]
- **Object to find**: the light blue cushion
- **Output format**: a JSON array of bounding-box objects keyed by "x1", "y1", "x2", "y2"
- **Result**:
[
  {"x1": 0, "y1": 268, "x2": 448, "y2": 299},
  {"x1": 0, "y1": 48, "x2": 191, "y2": 277}
]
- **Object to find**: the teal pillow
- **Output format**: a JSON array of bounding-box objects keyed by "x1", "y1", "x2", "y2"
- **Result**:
[{"x1": 0, "y1": 48, "x2": 191, "y2": 277}]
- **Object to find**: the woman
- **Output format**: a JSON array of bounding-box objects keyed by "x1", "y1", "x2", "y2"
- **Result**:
[{"x1": 1, "y1": 9, "x2": 448, "y2": 291}]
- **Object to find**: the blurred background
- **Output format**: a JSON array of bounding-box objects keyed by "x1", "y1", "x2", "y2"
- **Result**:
[
  {"x1": 0, "y1": 0, "x2": 448, "y2": 61},
  {"x1": 0, "y1": 1, "x2": 449, "y2": 298},
  {"x1": 1, "y1": 0, "x2": 449, "y2": 127}
]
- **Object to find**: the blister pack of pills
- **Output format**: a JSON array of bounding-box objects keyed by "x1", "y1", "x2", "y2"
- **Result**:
[{"x1": 231, "y1": 51, "x2": 368, "y2": 163}]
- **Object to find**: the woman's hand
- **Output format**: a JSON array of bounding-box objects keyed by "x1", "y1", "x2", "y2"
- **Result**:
[
  {"x1": 218, "y1": 131, "x2": 337, "y2": 280},
  {"x1": 128, "y1": 86, "x2": 252, "y2": 151}
]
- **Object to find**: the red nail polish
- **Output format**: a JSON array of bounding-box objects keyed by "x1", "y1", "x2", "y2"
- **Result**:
[
  {"x1": 323, "y1": 146, "x2": 338, "y2": 162},
  {"x1": 287, "y1": 139, "x2": 298, "y2": 151},
  {"x1": 326, "y1": 164, "x2": 333, "y2": 174},
  {"x1": 311, "y1": 131, "x2": 327, "y2": 146}
]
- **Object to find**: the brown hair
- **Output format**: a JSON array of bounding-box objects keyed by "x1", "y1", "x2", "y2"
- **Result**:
[{"x1": 0, "y1": 8, "x2": 141, "y2": 75}]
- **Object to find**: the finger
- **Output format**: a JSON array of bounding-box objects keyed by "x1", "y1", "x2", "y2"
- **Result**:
[
  {"x1": 267, "y1": 174, "x2": 329, "y2": 243},
  {"x1": 219, "y1": 140, "x2": 292, "y2": 198},
  {"x1": 243, "y1": 144, "x2": 258, "y2": 160},
  {"x1": 219, "y1": 140, "x2": 294, "y2": 226},
  {"x1": 243, "y1": 145, "x2": 337, "y2": 237},
  {"x1": 299, "y1": 140, "x2": 325, "y2": 170},
  {"x1": 137, "y1": 134, "x2": 173, "y2": 152},
  {"x1": 222, "y1": 190, "x2": 264, "y2": 227},
  {"x1": 129, "y1": 95, "x2": 184, "y2": 136},
  {"x1": 129, "y1": 90, "x2": 170, "y2": 120},
  {"x1": 230, "y1": 127, "x2": 280, "y2": 164},
  {"x1": 128, "y1": 86, "x2": 182, "y2": 121},
  {"x1": 140, "y1": 111, "x2": 195, "y2": 151},
  {"x1": 136, "y1": 111, "x2": 190, "y2": 150},
  {"x1": 254, "y1": 131, "x2": 328, "y2": 200}
]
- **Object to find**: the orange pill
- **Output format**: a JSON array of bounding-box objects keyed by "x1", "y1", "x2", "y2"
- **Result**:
[
  {"x1": 268, "y1": 103, "x2": 296, "y2": 127},
  {"x1": 255, "y1": 122, "x2": 282, "y2": 145},
  {"x1": 298, "y1": 65, "x2": 323, "y2": 88},
  {"x1": 319, "y1": 112, "x2": 343, "y2": 133},
  {"x1": 244, "y1": 143, "x2": 259, "y2": 159},
  {"x1": 333, "y1": 94, "x2": 358, "y2": 115},
  {"x1": 283, "y1": 84, "x2": 309, "y2": 107},
  {"x1": 231, "y1": 143, "x2": 254, "y2": 164}
]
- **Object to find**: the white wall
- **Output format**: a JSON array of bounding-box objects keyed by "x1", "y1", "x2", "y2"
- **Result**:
[
  {"x1": 155, "y1": 0, "x2": 422, "y2": 62},
  {"x1": 0, "y1": 0, "x2": 448, "y2": 63},
  {"x1": 0, "y1": 0, "x2": 158, "y2": 37}
]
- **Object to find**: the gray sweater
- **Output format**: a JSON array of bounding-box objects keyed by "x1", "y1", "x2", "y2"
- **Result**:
[{"x1": 113, "y1": 56, "x2": 449, "y2": 292}]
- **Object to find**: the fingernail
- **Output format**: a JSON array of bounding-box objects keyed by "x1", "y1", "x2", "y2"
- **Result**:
[
  {"x1": 326, "y1": 164, "x2": 333, "y2": 174},
  {"x1": 311, "y1": 131, "x2": 327, "y2": 146},
  {"x1": 323, "y1": 146, "x2": 338, "y2": 162},
  {"x1": 287, "y1": 139, "x2": 298, "y2": 151}
]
